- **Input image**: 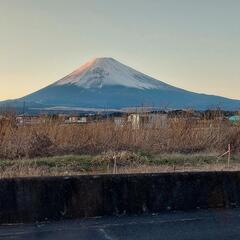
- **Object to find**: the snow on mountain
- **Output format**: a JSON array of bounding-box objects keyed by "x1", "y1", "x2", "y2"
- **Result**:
[{"x1": 55, "y1": 57, "x2": 173, "y2": 90}]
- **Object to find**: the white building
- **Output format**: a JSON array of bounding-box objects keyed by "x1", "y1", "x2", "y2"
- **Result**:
[{"x1": 128, "y1": 113, "x2": 167, "y2": 129}]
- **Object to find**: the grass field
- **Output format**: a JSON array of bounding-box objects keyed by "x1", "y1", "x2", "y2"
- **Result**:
[
  {"x1": 0, "y1": 151, "x2": 239, "y2": 178},
  {"x1": 0, "y1": 115, "x2": 240, "y2": 177}
]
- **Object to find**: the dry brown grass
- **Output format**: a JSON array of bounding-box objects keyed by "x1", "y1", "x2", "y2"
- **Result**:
[
  {"x1": 0, "y1": 116, "x2": 240, "y2": 160},
  {"x1": 1, "y1": 154, "x2": 240, "y2": 178}
]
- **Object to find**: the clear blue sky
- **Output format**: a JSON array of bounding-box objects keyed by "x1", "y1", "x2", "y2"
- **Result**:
[{"x1": 1, "y1": 0, "x2": 240, "y2": 100}]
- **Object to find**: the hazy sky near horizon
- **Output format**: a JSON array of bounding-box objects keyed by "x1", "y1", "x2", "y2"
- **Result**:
[{"x1": 1, "y1": 0, "x2": 240, "y2": 100}]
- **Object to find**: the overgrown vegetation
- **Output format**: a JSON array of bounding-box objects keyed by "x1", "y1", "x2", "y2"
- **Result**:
[
  {"x1": 0, "y1": 116, "x2": 240, "y2": 159},
  {"x1": 0, "y1": 152, "x2": 239, "y2": 178},
  {"x1": 0, "y1": 115, "x2": 240, "y2": 177}
]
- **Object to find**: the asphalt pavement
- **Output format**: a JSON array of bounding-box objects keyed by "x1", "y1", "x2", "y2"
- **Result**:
[{"x1": 1, "y1": 209, "x2": 240, "y2": 240}]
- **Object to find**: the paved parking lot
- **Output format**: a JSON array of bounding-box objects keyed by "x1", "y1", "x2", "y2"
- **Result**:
[{"x1": 1, "y1": 209, "x2": 240, "y2": 240}]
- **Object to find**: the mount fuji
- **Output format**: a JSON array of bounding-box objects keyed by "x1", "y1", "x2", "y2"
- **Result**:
[{"x1": 2, "y1": 57, "x2": 240, "y2": 110}]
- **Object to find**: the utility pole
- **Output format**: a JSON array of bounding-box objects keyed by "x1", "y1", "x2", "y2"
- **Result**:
[{"x1": 22, "y1": 101, "x2": 26, "y2": 115}]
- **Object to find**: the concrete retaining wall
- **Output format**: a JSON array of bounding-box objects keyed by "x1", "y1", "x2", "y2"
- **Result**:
[{"x1": 1, "y1": 172, "x2": 240, "y2": 224}]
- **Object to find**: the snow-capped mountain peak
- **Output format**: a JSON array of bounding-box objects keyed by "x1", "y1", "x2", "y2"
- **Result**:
[
  {"x1": 2, "y1": 57, "x2": 240, "y2": 111},
  {"x1": 54, "y1": 57, "x2": 171, "y2": 90}
]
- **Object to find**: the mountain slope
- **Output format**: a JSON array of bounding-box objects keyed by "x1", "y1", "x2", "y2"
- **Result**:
[{"x1": 2, "y1": 57, "x2": 240, "y2": 110}]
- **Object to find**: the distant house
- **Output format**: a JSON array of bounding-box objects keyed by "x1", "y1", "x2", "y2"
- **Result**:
[
  {"x1": 65, "y1": 116, "x2": 88, "y2": 124},
  {"x1": 127, "y1": 113, "x2": 167, "y2": 129},
  {"x1": 16, "y1": 115, "x2": 46, "y2": 125},
  {"x1": 113, "y1": 117, "x2": 126, "y2": 126}
]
